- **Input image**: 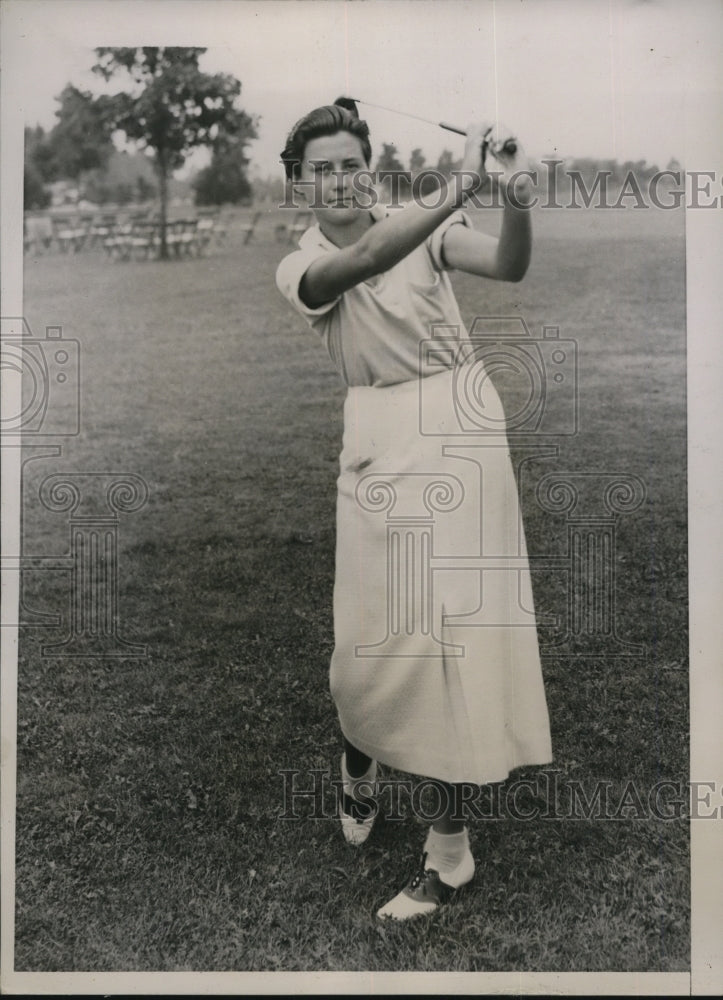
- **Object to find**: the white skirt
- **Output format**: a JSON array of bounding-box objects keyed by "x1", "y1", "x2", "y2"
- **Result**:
[{"x1": 330, "y1": 367, "x2": 552, "y2": 784}]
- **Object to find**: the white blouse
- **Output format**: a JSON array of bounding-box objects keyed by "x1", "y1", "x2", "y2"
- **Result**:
[{"x1": 275, "y1": 205, "x2": 472, "y2": 387}]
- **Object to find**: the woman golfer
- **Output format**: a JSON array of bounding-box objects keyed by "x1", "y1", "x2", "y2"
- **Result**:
[{"x1": 276, "y1": 99, "x2": 552, "y2": 920}]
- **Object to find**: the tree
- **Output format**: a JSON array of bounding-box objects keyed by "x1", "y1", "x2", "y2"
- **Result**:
[
  {"x1": 409, "y1": 148, "x2": 426, "y2": 175},
  {"x1": 136, "y1": 175, "x2": 157, "y2": 203},
  {"x1": 24, "y1": 126, "x2": 54, "y2": 209},
  {"x1": 25, "y1": 125, "x2": 56, "y2": 180},
  {"x1": 24, "y1": 162, "x2": 51, "y2": 210},
  {"x1": 375, "y1": 142, "x2": 405, "y2": 174},
  {"x1": 47, "y1": 84, "x2": 116, "y2": 180},
  {"x1": 375, "y1": 142, "x2": 410, "y2": 202},
  {"x1": 93, "y1": 47, "x2": 257, "y2": 258},
  {"x1": 436, "y1": 149, "x2": 462, "y2": 178},
  {"x1": 192, "y1": 137, "x2": 253, "y2": 206},
  {"x1": 24, "y1": 90, "x2": 117, "y2": 208}
]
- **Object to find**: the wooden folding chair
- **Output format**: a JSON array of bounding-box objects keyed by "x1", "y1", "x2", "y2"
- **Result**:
[
  {"x1": 177, "y1": 219, "x2": 199, "y2": 257},
  {"x1": 130, "y1": 220, "x2": 161, "y2": 260},
  {"x1": 195, "y1": 213, "x2": 217, "y2": 254},
  {"x1": 238, "y1": 210, "x2": 261, "y2": 245},
  {"x1": 52, "y1": 215, "x2": 87, "y2": 253},
  {"x1": 89, "y1": 213, "x2": 118, "y2": 249},
  {"x1": 24, "y1": 214, "x2": 54, "y2": 255},
  {"x1": 103, "y1": 219, "x2": 134, "y2": 261},
  {"x1": 75, "y1": 215, "x2": 95, "y2": 251},
  {"x1": 213, "y1": 213, "x2": 228, "y2": 246}
]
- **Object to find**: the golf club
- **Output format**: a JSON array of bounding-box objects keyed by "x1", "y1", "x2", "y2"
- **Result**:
[{"x1": 345, "y1": 96, "x2": 518, "y2": 155}]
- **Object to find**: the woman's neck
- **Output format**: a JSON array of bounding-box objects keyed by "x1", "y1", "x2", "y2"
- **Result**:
[{"x1": 318, "y1": 210, "x2": 374, "y2": 248}]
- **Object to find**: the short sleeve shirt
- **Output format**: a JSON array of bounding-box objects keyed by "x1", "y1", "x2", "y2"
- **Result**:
[{"x1": 275, "y1": 204, "x2": 472, "y2": 387}]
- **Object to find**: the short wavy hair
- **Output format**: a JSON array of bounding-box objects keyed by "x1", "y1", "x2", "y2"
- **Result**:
[{"x1": 280, "y1": 98, "x2": 372, "y2": 182}]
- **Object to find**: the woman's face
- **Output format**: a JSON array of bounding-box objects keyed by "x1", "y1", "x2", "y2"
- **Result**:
[{"x1": 297, "y1": 130, "x2": 369, "y2": 228}]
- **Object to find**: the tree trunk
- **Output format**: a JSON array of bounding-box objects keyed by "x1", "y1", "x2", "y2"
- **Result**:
[{"x1": 157, "y1": 149, "x2": 169, "y2": 260}]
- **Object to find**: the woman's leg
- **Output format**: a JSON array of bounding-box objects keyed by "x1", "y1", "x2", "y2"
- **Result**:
[
  {"x1": 423, "y1": 781, "x2": 469, "y2": 872},
  {"x1": 431, "y1": 782, "x2": 465, "y2": 834},
  {"x1": 339, "y1": 737, "x2": 377, "y2": 844},
  {"x1": 377, "y1": 779, "x2": 474, "y2": 920},
  {"x1": 343, "y1": 736, "x2": 373, "y2": 779}
]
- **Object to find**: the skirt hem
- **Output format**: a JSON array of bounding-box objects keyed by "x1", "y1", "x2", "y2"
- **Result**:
[{"x1": 340, "y1": 725, "x2": 553, "y2": 786}]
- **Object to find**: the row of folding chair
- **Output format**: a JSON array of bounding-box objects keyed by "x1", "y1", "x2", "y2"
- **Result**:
[
  {"x1": 102, "y1": 217, "x2": 229, "y2": 261},
  {"x1": 25, "y1": 210, "x2": 260, "y2": 258},
  {"x1": 24, "y1": 213, "x2": 133, "y2": 254}
]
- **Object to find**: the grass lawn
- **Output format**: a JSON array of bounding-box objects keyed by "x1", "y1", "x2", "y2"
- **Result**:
[{"x1": 13, "y1": 203, "x2": 688, "y2": 971}]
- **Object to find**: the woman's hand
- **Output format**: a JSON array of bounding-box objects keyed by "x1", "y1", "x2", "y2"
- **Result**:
[
  {"x1": 442, "y1": 120, "x2": 533, "y2": 282},
  {"x1": 461, "y1": 121, "x2": 532, "y2": 206},
  {"x1": 460, "y1": 121, "x2": 495, "y2": 195},
  {"x1": 485, "y1": 124, "x2": 533, "y2": 206}
]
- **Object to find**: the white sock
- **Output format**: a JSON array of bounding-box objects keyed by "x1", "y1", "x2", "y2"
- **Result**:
[
  {"x1": 341, "y1": 753, "x2": 377, "y2": 804},
  {"x1": 424, "y1": 826, "x2": 470, "y2": 875}
]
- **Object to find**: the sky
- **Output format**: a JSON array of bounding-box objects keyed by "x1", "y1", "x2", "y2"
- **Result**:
[{"x1": 3, "y1": 0, "x2": 722, "y2": 176}]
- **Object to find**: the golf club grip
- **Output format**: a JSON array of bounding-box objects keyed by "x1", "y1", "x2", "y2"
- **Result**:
[
  {"x1": 439, "y1": 121, "x2": 468, "y2": 136},
  {"x1": 439, "y1": 121, "x2": 517, "y2": 155}
]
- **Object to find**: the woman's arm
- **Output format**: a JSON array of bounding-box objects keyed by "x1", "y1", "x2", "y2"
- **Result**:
[
  {"x1": 442, "y1": 138, "x2": 533, "y2": 282},
  {"x1": 442, "y1": 196, "x2": 532, "y2": 281},
  {"x1": 299, "y1": 123, "x2": 492, "y2": 309}
]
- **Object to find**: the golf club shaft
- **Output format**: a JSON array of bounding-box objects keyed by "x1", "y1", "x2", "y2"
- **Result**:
[{"x1": 350, "y1": 97, "x2": 517, "y2": 154}]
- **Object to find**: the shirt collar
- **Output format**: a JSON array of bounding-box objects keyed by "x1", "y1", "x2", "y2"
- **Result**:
[{"x1": 299, "y1": 202, "x2": 389, "y2": 251}]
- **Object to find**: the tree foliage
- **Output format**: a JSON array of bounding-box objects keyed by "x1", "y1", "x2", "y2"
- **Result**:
[
  {"x1": 25, "y1": 125, "x2": 55, "y2": 181},
  {"x1": 24, "y1": 171, "x2": 51, "y2": 210},
  {"x1": 409, "y1": 147, "x2": 426, "y2": 175},
  {"x1": 192, "y1": 140, "x2": 253, "y2": 206},
  {"x1": 47, "y1": 84, "x2": 116, "y2": 179},
  {"x1": 436, "y1": 149, "x2": 462, "y2": 178},
  {"x1": 375, "y1": 142, "x2": 410, "y2": 201},
  {"x1": 24, "y1": 126, "x2": 53, "y2": 209},
  {"x1": 375, "y1": 142, "x2": 405, "y2": 174},
  {"x1": 93, "y1": 48, "x2": 255, "y2": 171},
  {"x1": 92, "y1": 47, "x2": 257, "y2": 256},
  {"x1": 24, "y1": 87, "x2": 116, "y2": 209}
]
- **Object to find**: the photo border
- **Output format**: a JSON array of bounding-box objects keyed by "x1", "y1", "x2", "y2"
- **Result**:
[{"x1": 1, "y1": 1, "x2": 720, "y2": 994}]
